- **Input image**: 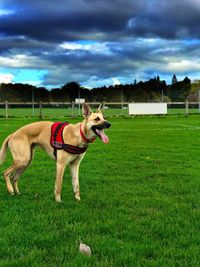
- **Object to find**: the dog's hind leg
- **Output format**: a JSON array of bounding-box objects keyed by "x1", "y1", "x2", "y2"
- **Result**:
[
  {"x1": 4, "y1": 137, "x2": 32, "y2": 195},
  {"x1": 3, "y1": 164, "x2": 17, "y2": 194},
  {"x1": 12, "y1": 168, "x2": 25, "y2": 194},
  {"x1": 11, "y1": 146, "x2": 35, "y2": 194},
  {"x1": 4, "y1": 160, "x2": 30, "y2": 195}
]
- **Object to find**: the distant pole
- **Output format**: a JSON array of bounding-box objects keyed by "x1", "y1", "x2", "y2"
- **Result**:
[
  {"x1": 185, "y1": 100, "x2": 189, "y2": 117},
  {"x1": 121, "y1": 88, "x2": 124, "y2": 108},
  {"x1": 198, "y1": 90, "x2": 200, "y2": 113},
  {"x1": 121, "y1": 88, "x2": 124, "y2": 115},
  {"x1": 5, "y1": 101, "x2": 8, "y2": 119},
  {"x1": 102, "y1": 101, "x2": 105, "y2": 116},
  {"x1": 71, "y1": 101, "x2": 75, "y2": 117},
  {"x1": 32, "y1": 87, "x2": 35, "y2": 116},
  {"x1": 78, "y1": 89, "x2": 80, "y2": 116},
  {"x1": 161, "y1": 89, "x2": 164, "y2": 102},
  {"x1": 39, "y1": 101, "x2": 43, "y2": 119}
]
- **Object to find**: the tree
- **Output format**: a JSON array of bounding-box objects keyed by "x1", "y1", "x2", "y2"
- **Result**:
[
  {"x1": 61, "y1": 82, "x2": 81, "y2": 101},
  {"x1": 168, "y1": 76, "x2": 191, "y2": 101},
  {"x1": 156, "y1": 75, "x2": 160, "y2": 82},
  {"x1": 172, "y1": 74, "x2": 177, "y2": 84}
]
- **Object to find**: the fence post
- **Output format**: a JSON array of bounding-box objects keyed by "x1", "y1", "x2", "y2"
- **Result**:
[
  {"x1": 185, "y1": 100, "x2": 189, "y2": 117},
  {"x1": 39, "y1": 101, "x2": 43, "y2": 119},
  {"x1": 121, "y1": 88, "x2": 124, "y2": 116},
  {"x1": 198, "y1": 90, "x2": 200, "y2": 113},
  {"x1": 102, "y1": 101, "x2": 105, "y2": 115},
  {"x1": 71, "y1": 101, "x2": 75, "y2": 117},
  {"x1": 5, "y1": 101, "x2": 8, "y2": 119}
]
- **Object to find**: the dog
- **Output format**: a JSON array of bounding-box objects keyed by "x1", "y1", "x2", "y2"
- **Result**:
[{"x1": 0, "y1": 103, "x2": 111, "y2": 202}]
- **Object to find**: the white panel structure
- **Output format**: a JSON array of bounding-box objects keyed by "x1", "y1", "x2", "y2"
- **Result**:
[
  {"x1": 128, "y1": 103, "x2": 167, "y2": 115},
  {"x1": 75, "y1": 98, "x2": 85, "y2": 104}
]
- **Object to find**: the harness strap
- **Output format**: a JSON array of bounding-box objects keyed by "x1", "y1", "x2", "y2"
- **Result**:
[
  {"x1": 50, "y1": 122, "x2": 88, "y2": 159},
  {"x1": 53, "y1": 122, "x2": 67, "y2": 158},
  {"x1": 62, "y1": 144, "x2": 87, "y2": 154},
  {"x1": 53, "y1": 122, "x2": 66, "y2": 141},
  {"x1": 50, "y1": 122, "x2": 68, "y2": 159}
]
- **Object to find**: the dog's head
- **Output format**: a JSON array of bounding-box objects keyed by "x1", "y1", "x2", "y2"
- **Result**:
[{"x1": 82, "y1": 103, "x2": 111, "y2": 144}]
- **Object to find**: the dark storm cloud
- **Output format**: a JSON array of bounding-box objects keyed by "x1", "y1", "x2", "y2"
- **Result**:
[
  {"x1": 1, "y1": 0, "x2": 200, "y2": 87},
  {"x1": 0, "y1": 36, "x2": 55, "y2": 56},
  {"x1": 1, "y1": 0, "x2": 200, "y2": 42},
  {"x1": 126, "y1": 0, "x2": 200, "y2": 39},
  {"x1": 0, "y1": 0, "x2": 138, "y2": 42}
]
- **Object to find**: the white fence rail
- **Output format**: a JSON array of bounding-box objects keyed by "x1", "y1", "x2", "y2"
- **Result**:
[{"x1": 0, "y1": 101, "x2": 199, "y2": 118}]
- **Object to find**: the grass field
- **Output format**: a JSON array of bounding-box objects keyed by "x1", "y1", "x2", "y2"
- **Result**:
[
  {"x1": 0, "y1": 107, "x2": 129, "y2": 118},
  {"x1": 1, "y1": 115, "x2": 200, "y2": 266}
]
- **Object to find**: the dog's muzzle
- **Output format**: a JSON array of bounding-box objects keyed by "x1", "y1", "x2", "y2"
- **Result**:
[
  {"x1": 103, "y1": 121, "x2": 111, "y2": 129},
  {"x1": 91, "y1": 121, "x2": 111, "y2": 144}
]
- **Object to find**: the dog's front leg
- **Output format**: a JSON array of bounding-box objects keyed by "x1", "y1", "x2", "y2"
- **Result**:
[
  {"x1": 69, "y1": 159, "x2": 82, "y2": 201},
  {"x1": 54, "y1": 159, "x2": 66, "y2": 202}
]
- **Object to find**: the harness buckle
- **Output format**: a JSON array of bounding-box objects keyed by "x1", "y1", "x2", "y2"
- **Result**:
[{"x1": 53, "y1": 141, "x2": 63, "y2": 148}]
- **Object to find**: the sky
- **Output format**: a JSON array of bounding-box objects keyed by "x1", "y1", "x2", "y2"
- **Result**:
[{"x1": 1, "y1": 0, "x2": 200, "y2": 89}]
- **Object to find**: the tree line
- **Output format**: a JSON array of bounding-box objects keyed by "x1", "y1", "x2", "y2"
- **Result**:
[{"x1": 0, "y1": 75, "x2": 197, "y2": 102}]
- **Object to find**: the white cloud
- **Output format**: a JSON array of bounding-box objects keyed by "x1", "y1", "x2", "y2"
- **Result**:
[
  {"x1": 112, "y1": 78, "x2": 120, "y2": 86},
  {"x1": 82, "y1": 76, "x2": 134, "y2": 88},
  {"x1": 0, "y1": 73, "x2": 14, "y2": 83},
  {"x1": 0, "y1": 54, "x2": 49, "y2": 68},
  {"x1": 162, "y1": 59, "x2": 200, "y2": 73},
  {"x1": 0, "y1": 9, "x2": 14, "y2": 16},
  {"x1": 81, "y1": 76, "x2": 114, "y2": 88},
  {"x1": 19, "y1": 80, "x2": 42, "y2": 86},
  {"x1": 59, "y1": 41, "x2": 112, "y2": 55}
]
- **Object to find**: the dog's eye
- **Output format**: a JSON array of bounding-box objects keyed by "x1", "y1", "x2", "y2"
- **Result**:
[{"x1": 94, "y1": 116, "x2": 100, "y2": 122}]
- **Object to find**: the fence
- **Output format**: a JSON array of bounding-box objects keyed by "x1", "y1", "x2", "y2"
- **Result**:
[{"x1": 0, "y1": 101, "x2": 200, "y2": 118}]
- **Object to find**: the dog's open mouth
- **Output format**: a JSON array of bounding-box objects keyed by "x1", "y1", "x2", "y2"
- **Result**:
[
  {"x1": 95, "y1": 128, "x2": 109, "y2": 144},
  {"x1": 92, "y1": 122, "x2": 111, "y2": 144}
]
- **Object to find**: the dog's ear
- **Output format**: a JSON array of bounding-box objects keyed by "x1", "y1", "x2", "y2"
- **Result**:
[
  {"x1": 82, "y1": 103, "x2": 92, "y2": 118},
  {"x1": 96, "y1": 104, "x2": 103, "y2": 114}
]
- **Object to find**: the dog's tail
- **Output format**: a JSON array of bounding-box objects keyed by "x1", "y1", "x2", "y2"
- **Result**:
[{"x1": 0, "y1": 134, "x2": 12, "y2": 165}]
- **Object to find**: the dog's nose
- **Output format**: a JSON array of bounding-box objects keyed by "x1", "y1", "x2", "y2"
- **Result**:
[{"x1": 104, "y1": 121, "x2": 111, "y2": 128}]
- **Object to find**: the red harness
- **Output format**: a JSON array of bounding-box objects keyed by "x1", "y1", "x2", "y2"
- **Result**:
[{"x1": 50, "y1": 122, "x2": 95, "y2": 159}]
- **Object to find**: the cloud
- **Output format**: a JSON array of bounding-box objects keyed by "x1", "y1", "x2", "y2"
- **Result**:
[
  {"x1": 0, "y1": 73, "x2": 14, "y2": 83},
  {"x1": 81, "y1": 76, "x2": 117, "y2": 89},
  {"x1": 1, "y1": 1, "x2": 200, "y2": 43},
  {"x1": 4, "y1": 0, "x2": 199, "y2": 42},
  {"x1": 163, "y1": 60, "x2": 200, "y2": 73},
  {"x1": 0, "y1": 9, "x2": 14, "y2": 16},
  {"x1": 60, "y1": 41, "x2": 113, "y2": 55},
  {"x1": 0, "y1": 54, "x2": 49, "y2": 69},
  {"x1": 0, "y1": 0, "x2": 135, "y2": 42},
  {"x1": 112, "y1": 78, "x2": 121, "y2": 86},
  {"x1": 1, "y1": 0, "x2": 200, "y2": 87}
]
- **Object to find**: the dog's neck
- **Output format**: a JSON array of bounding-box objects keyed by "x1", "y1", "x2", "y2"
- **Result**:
[{"x1": 80, "y1": 120, "x2": 96, "y2": 144}]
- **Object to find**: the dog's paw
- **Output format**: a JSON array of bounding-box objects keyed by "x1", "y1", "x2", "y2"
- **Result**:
[
  {"x1": 55, "y1": 195, "x2": 62, "y2": 202},
  {"x1": 75, "y1": 195, "x2": 81, "y2": 201}
]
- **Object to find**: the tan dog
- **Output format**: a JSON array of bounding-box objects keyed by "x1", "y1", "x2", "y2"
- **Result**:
[{"x1": 0, "y1": 103, "x2": 111, "y2": 202}]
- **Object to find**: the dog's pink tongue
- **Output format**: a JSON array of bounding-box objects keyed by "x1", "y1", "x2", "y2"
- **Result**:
[{"x1": 97, "y1": 130, "x2": 109, "y2": 144}]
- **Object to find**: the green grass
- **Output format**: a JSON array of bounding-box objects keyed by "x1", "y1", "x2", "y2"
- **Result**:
[
  {"x1": 168, "y1": 108, "x2": 200, "y2": 115},
  {"x1": 0, "y1": 107, "x2": 129, "y2": 118},
  {"x1": 1, "y1": 116, "x2": 200, "y2": 266}
]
